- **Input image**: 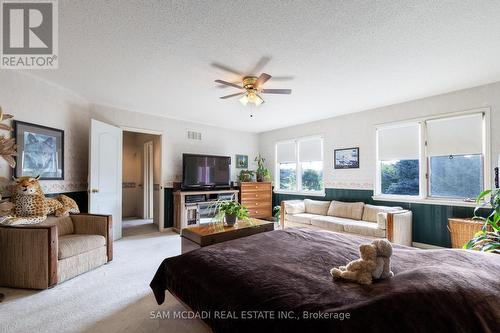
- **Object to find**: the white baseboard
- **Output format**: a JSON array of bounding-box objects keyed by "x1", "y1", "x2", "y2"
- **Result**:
[{"x1": 412, "y1": 242, "x2": 444, "y2": 249}]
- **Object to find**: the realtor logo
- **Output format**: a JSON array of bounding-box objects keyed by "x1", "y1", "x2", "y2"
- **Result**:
[{"x1": 1, "y1": 0, "x2": 58, "y2": 69}]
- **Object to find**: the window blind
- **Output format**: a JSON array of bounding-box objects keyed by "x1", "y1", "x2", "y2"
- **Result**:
[
  {"x1": 298, "y1": 137, "x2": 323, "y2": 162},
  {"x1": 276, "y1": 141, "x2": 296, "y2": 163},
  {"x1": 378, "y1": 123, "x2": 420, "y2": 160},
  {"x1": 426, "y1": 113, "x2": 483, "y2": 156}
]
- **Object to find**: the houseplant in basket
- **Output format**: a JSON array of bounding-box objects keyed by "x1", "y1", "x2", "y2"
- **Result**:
[
  {"x1": 464, "y1": 189, "x2": 500, "y2": 253},
  {"x1": 217, "y1": 201, "x2": 249, "y2": 226}
]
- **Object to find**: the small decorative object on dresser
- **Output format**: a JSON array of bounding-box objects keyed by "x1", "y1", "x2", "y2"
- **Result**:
[
  {"x1": 13, "y1": 121, "x2": 64, "y2": 180},
  {"x1": 254, "y1": 154, "x2": 271, "y2": 182},
  {"x1": 240, "y1": 182, "x2": 272, "y2": 219},
  {"x1": 334, "y1": 147, "x2": 359, "y2": 169}
]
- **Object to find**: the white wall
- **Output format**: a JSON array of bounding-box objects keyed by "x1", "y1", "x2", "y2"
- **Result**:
[
  {"x1": 89, "y1": 104, "x2": 259, "y2": 185},
  {"x1": 259, "y1": 81, "x2": 500, "y2": 190},
  {"x1": 0, "y1": 71, "x2": 90, "y2": 194},
  {"x1": 0, "y1": 71, "x2": 259, "y2": 197}
]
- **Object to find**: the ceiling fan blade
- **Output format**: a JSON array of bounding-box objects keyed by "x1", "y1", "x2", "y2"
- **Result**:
[
  {"x1": 249, "y1": 56, "x2": 271, "y2": 75},
  {"x1": 220, "y1": 92, "x2": 245, "y2": 99},
  {"x1": 255, "y1": 73, "x2": 272, "y2": 88},
  {"x1": 211, "y1": 62, "x2": 243, "y2": 76},
  {"x1": 214, "y1": 79, "x2": 243, "y2": 89},
  {"x1": 217, "y1": 80, "x2": 240, "y2": 89},
  {"x1": 270, "y1": 76, "x2": 295, "y2": 81},
  {"x1": 261, "y1": 89, "x2": 292, "y2": 94}
]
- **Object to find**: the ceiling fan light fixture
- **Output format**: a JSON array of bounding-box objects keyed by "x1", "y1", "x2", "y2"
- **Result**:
[{"x1": 239, "y1": 94, "x2": 249, "y2": 106}]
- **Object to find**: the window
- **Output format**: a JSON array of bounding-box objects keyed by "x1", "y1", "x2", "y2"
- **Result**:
[
  {"x1": 276, "y1": 137, "x2": 324, "y2": 194},
  {"x1": 376, "y1": 111, "x2": 488, "y2": 202},
  {"x1": 426, "y1": 113, "x2": 484, "y2": 199},
  {"x1": 377, "y1": 123, "x2": 420, "y2": 196}
]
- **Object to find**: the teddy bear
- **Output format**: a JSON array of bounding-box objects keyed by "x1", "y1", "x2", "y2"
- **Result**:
[
  {"x1": 330, "y1": 243, "x2": 378, "y2": 285},
  {"x1": 371, "y1": 239, "x2": 394, "y2": 280}
]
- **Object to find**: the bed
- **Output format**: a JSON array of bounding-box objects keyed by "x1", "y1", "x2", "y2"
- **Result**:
[{"x1": 150, "y1": 228, "x2": 500, "y2": 332}]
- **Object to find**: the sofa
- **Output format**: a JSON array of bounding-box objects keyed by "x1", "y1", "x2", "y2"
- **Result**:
[
  {"x1": 0, "y1": 213, "x2": 112, "y2": 289},
  {"x1": 280, "y1": 199, "x2": 412, "y2": 246}
]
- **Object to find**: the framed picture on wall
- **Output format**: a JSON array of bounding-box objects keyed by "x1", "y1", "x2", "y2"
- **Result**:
[
  {"x1": 235, "y1": 154, "x2": 248, "y2": 169},
  {"x1": 13, "y1": 121, "x2": 64, "y2": 180},
  {"x1": 334, "y1": 147, "x2": 359, "y2": 169}
]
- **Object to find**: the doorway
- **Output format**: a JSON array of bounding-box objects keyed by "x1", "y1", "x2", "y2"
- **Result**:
[{"x1": 122, "y1": 130, "x2": 162, "y2": 236}]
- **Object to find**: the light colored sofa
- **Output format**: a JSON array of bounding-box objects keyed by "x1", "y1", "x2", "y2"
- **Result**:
[
  {"x1": 0, "y1": 213, "x2": 112, "y2": 289},
  {"x1": 280, "y1": 199, "x2": 412, "y2": 246}
]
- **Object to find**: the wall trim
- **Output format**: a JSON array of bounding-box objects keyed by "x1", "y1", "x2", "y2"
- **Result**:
[{"x1": 412, "y1": 242, "x2": 445, "y2": 249}]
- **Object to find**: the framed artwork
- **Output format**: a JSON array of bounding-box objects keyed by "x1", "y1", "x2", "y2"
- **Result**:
[
  {"x1": 13, "y1": 121, "x2": 64, "y2": 180},
  {"x1": 334, "y1": 147, "x2": 359, "y2": 169},
  {"x1": 235, "y1": 154, "x2": 248, "y2": 169}
]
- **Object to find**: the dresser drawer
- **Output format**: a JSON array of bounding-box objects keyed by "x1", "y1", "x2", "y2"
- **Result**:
[
  {"x1": 247, "y1": 208, "x2": 272, "y2": 218},
  {"x1": 241, "y1": 192, "x2": 272, "y2": 201},
  {"x1": 241, "y1": 201, "x2": 272, "y2": 209},
  {"x1": 241, "y1": 182, "x2": 271, "y2": 192}
]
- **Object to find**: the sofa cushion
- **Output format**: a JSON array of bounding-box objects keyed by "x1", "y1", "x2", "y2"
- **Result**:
[
  {"x1": 304, "y1": 199, "x2": 330, "y2": 215},
  {"x1": 362, "y1": 204, "x2": 403, "y2": 222},
  {"x1": 311, "y1": 216, "x2": 358, "y2": 233},
  {"x1": 284, "y1": 200, "x2": 305, "y2": 214},
  {"x1": 343, "y1": 221, "x2": 386, "y2": 238},
  {"x1": 327, "y1": 201, "x2": 365, "y2": 220},
  {"x1": 58, "y1": 234, "x2": 106, "y2": 260},
  {"x1": 285, "y1": 213, "x2": 318, "y2": 225},
  {"x1": 377, "y1": 212, "x2": 388, "y2": 230},
  {"x1": 41, "y1": 216, "x2": 74, "y2": 236}
]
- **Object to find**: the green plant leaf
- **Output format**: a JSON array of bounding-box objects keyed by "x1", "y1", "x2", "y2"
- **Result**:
[{"x1": 476, "y1": 189, "x2": 492, "y2": 203}]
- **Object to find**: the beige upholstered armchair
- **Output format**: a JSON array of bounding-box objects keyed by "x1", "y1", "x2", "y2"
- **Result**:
[{"x1": 0, "y1": 214, "x2": 112, "y2": 289}]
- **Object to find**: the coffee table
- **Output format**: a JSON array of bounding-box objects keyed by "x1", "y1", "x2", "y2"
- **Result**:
[{"x1": 180, "y1": 219, "x2": 274, "y2": 253}]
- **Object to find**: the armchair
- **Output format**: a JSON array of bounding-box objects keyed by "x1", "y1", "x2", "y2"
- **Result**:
[{"x1": 0, "y1": 213, "x2": 112, "y2": 289}]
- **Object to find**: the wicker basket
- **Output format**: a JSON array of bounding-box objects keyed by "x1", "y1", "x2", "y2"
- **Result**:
[{"x1": 448, "y1": 218, "x2": 485, "y2": 248}]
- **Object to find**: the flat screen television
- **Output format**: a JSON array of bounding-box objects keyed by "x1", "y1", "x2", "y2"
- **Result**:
[{"x1": 182, "y1": 154, "x2": 231, "y2": 190}]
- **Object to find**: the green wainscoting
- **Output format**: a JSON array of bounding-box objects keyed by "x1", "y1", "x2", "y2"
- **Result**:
[
  {"x1": 164, "y1": 188, "x2": 174, "y2": 228},
  {"x1": 273, "y1": 188, "x2": 483, "y2": 248}
]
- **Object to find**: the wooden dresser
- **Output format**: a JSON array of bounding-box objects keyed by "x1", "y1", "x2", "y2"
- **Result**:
[{"x1": 240, "y1": 182, "x2": 272, "y2": 219}]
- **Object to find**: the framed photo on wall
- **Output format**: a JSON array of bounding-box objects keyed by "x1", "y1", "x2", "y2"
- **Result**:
[
  {"x1": 235, "y1": 154, "x2": 248, "y2": 169},
  {"x1": 334, "y1": 147, "x2": 359, "y2": 169},
  {"x1": 13, "y1": 121, "x2": 64, "y2": 180}
]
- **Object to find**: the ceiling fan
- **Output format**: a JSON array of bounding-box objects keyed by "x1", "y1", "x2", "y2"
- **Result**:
[
  {"x1": 215, "y1": 73, "x2": 292, "y2": 106},
  {"x1": 213, "y1": 57, "x2": 292, "y2": 106}
]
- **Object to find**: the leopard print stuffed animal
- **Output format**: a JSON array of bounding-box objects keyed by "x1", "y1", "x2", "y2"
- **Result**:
[{"x1": 0, "y1": 176, "x2": 79, "y2": 225}]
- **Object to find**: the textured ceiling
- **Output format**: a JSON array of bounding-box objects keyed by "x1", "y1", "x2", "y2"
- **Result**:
[{"x1": 28, "y1": 0, "x2": 500, "y2": 132}]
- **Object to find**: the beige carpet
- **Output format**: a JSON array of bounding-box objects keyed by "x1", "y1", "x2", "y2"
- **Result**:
[{"x1": 0, "y1": 219, "x2": 210, "y2": 333}]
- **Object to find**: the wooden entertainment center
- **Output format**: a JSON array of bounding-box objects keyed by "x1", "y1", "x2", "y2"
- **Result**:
[{"x1": 173, "y1": 182, "x2": 273, "y2": 233}]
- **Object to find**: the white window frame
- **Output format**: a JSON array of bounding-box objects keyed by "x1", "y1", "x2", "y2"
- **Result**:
[
  {"x1": 373, "y1": 108, "x2": 491, "y2": 207},
  {"x1": 274, "y1": 135, "x2": 325, "y2": 196}
]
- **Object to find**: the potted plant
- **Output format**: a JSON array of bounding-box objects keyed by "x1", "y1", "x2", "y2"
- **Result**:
[
  {"x1": 239, "y1": 169, "x2": 254, "y2": 183},
  {"x1": 464, "y1": 189, "x2": 500, "y2": 253},
  {"x1": 255, "y1": 154, "x2": 271, "y2": 182},
  {"x1": 218, "y1": 201, "x2": 249, "y2": 226},
  {"x1": 273, "y1": 205, "x2": 281, "y2": 228}
]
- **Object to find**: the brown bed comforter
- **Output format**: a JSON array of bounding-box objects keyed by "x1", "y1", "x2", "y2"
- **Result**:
[{"x1": 150, "y1": 228, "x2": 500, "y2": 333}]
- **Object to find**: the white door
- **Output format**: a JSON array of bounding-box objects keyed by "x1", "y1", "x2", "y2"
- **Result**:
[
  {"x1": 143, "y1": 141, "x2": 154, "y2": 219},
  {"x1": 89, "y1": 119, "x2": 123, "y2": 240}
]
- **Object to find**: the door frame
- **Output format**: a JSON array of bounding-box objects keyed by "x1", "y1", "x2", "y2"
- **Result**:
[
  {"x1": 143, "y1": 141, "x2": 154, "y2": 219},
  {"x1": 121, "y1": 126, "x2": 165, "y2": 232}
]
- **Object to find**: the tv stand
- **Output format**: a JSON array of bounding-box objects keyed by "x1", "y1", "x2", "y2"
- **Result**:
[{"x1": 173, "y1": 189, "x2": 239, "y2": 233}]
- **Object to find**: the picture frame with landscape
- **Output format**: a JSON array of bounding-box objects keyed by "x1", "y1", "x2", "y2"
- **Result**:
[
  {"x1": 13, "y1": 121, "x2": 64, "y2": 180},
  {"x1": 334, "y1": 147, "x2": 359, "y2": 169}
]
